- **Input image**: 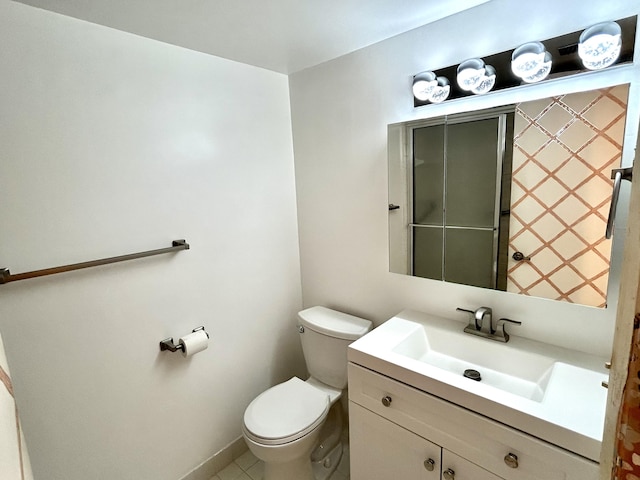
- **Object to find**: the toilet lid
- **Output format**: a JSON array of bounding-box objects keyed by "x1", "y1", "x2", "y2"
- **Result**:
[{"x1": 243, "y1": 377, "x2": 329, "y2": 445}]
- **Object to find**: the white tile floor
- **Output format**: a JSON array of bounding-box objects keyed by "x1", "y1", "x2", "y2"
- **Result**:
[{"x1": 208, "y1": 436, "x2": 350, "y2": 480}]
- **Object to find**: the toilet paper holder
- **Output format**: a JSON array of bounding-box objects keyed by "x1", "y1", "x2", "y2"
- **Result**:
[{"x1": 159, "y1": 326, "x2": 208, "y2": 353}]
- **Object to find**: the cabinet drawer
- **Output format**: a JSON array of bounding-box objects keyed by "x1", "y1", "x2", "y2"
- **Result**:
[{"x1": 348, "y1": 363, "x2": 597, "y2": 480}]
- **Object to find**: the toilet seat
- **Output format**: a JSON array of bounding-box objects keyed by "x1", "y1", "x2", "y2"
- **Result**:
[{"x1": 243, "y1": 377, "x2": 329, "y2": 446}]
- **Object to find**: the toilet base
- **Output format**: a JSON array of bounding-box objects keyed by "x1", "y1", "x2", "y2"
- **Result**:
[
  {"x1": 310, "y1": 402, "x2": 344, "y2": 479},
  {"x1": 312, "y1": 442, "x2": 343, "y2": 480},
  {"x1": 243, "y1": 418, "x2": 322, "y2": 480},
  {"x1": 263, "y1": 455, "x2": 314, "y2": 480}
]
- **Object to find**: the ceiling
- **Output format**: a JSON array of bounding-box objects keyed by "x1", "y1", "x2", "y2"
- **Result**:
[{"x1": 13, "y1": 0, "x2": 490, "y2": 74}]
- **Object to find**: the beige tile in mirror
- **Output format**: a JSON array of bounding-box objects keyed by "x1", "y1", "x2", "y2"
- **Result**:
[{"x1": 508, "y1": 85, "x2": 629, "y2": 307}]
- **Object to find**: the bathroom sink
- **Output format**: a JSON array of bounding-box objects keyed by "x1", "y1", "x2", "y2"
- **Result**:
[
  {"x1": 391, "y1": 321, "x2": 555, "y2": 401},
  {"x1": 348, "y1": 309, "x2": 609, "y2": 462}
]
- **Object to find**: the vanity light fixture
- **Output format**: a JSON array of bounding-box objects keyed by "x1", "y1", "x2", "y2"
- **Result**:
[
  {"x1": 578, "y1": 21, "x2": 622, "y2": 70},
  {"x1": 471, "y1": 65, "x2": 496, "y2": 94},
  {"x1": 411, "y1": 15, "x2": 634, "y2": 107},
  {"x1": 511, "y1": 41, "x2": 552, "y2": 83},
  {"x1": 412, "y1": 71, "x2": 438, "y2": 101},
  {"x1": 456, "y1": 58, "x2": 486, "y2": 91}
]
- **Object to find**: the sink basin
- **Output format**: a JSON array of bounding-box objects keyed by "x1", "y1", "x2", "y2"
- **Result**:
[
  {"x1": 348, "y1": 309, "x2": 609, "y2": 462},
  {"x1": 391, "y1": 322, "x2": 555, "y2": 401}
]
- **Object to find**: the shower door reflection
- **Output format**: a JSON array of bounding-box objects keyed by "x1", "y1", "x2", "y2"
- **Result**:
[{"x1": 410, "y1": 111, "x2": 514, "y2": 289}]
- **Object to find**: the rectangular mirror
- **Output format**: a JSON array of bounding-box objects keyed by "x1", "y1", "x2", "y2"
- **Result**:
[{"x1": 389, "y1": 84, "x2": 630, "y2": 308}]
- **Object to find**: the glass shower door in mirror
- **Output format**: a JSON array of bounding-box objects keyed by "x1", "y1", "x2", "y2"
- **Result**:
[{"x1": 411, "y1": 112, "x2": 513, "y2": 289}]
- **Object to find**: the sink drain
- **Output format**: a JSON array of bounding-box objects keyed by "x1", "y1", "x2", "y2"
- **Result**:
[{"x1": 463, "y1": 369, "x2": 481, "y2": 381}]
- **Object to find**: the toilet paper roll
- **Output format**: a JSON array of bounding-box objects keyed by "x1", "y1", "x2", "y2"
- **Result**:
[{"x1": 179, "y1": 329, "x2": 209, "y2": 357}]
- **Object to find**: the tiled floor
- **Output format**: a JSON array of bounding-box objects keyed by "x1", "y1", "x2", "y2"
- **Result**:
[{"x1": 209, "y1": 436, "x2": 351, "y2": 480}]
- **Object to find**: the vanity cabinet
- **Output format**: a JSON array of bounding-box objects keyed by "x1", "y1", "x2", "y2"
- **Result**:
[
  {"x1": 348, "y1": 363, "x2": 598, "y2": 480},
  {"x1": 351, "y1": 402, "x2": 501, "y2": 479}
]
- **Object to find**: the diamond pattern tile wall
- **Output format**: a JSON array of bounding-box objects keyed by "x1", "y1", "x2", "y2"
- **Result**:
[{"x1": 507, "y1": 85, "x2": 629, "y2": 307}]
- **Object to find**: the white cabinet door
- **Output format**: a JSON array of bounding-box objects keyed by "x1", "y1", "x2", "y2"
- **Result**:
[
  {"x1": 442, "y1": 450, "x2": 503, "y2": 480},
  {"x1": 350, "y1": 402, "x2": 441, "y2": 480}
]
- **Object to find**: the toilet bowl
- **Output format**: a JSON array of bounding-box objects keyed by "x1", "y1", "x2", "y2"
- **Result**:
[
  {"x1": 242, "y1": 306, "x2": 372, "y2": 480},
  {"x1": 243, "y1": 377, "x2": 332, "y2": 480}
]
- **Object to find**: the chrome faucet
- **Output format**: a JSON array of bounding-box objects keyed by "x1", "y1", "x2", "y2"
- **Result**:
[
  {"x1": 456, "y1": 306, "x2": 522, "y2": 343},
  {"x1": 474, "y1": 306, "x2": 493, "y2": 334}
]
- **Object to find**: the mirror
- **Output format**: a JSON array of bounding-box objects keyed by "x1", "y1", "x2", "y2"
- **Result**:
[{"x1": 389, "y1": 84, "x2": 630, "y2": 308}]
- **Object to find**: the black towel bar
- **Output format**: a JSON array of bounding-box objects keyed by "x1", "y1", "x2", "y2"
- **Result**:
[{"x1": 0, "y1": 239, "x2": 189, "y2": 284}]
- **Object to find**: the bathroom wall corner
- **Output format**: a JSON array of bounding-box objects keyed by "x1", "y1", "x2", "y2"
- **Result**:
[{"x1": 179, "y1": 436, "x2": 247, "y2": 480}]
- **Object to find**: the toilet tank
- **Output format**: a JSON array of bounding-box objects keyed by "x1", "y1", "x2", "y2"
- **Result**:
[{"x1": 298, "y1": 306, "x2": 372, "y2": 389}]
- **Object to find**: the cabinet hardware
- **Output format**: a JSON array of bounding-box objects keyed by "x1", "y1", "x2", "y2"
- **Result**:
[
  {"x1": 605, "y1": 361, "x2": 611, "y2": 369},
  {"x1": 381, "y1": 395, "x2": 392, "y2": 407},
  {"x1": 504, "y1": 452, "x2": 519, "y2": 468},
  {"x1": 443, "y1": 468, "x2": 456, "y2": 480},
  {"x1": 423, "y1": 458, "x2": 435, "y2": 471},
  {"x1": 602, "y1": 380, "x2": 609, "y2": 389}
]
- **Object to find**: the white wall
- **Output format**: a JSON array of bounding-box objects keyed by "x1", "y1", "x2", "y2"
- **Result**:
[
  {"x1": 290, "y1": 0, "x2": 640, "y2": 357},
  {"x1": 0, "y1": 2, "x2": 305, "y2": 479}
]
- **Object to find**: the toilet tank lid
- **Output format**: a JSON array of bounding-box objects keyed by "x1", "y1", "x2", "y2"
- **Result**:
[{"x1": 298, "y1": 306, "x2": 372, "y2": 340}]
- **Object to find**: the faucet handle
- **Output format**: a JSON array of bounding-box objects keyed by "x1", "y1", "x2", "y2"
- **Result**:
[
  {"x1": 456, "y1": 308, "x2": 477, "y2": 328},
  {"x1": 497, "y1": 318, "x2": 522, "y2": 325},
  {"x1": 494, "y1": 318, "x2": 522, "y2": 342}
]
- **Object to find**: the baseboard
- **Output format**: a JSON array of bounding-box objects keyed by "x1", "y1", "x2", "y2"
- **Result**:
[{"x1": 179, "y1": 436, "x2": 248, "y2": 480}]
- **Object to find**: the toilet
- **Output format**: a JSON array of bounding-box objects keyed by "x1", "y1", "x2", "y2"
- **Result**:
[{"x1": 242, "y1": 306, "x2": 372, "y2": 480}]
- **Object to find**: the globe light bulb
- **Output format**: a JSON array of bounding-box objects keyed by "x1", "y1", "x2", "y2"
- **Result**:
[
  {"x1": 511, "y1": 41, "x2": 552, "y2": 84},
  {"x1": 428, "y1": 77, "x2": 451, "y2": 103},
  {"x1": 471, "y1": 65, "x2": 496, "y2": 95},
  {"x1": 457, "y1": 58, "x2": 486, "y2": 91},
  {"x1": 412, "y1": 71, "x2": 438, "y2": 101},
  {"x1": 578, "y1": 21, "x2": 622, "y2": 71}
]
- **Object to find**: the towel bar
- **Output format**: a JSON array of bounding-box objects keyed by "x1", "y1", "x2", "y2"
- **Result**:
[{"x1": 0, "y1": 239, "x2": 189, "y2": 284}]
